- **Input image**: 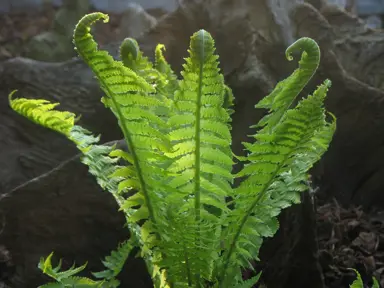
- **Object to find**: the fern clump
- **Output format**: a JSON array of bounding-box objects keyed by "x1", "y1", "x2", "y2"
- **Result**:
[{"x1": 10, "y1": 12, "x2": 336, "y2": 288}]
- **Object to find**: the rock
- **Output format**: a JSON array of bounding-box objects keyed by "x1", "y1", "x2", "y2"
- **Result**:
[
  {"x1": 0, "y1": 56, "x2": 122, "y2": 192},
  {"x1": 0, "y1": 245, "x2": 15, "y2": 286},
  {"x1": 119, "y1": 3, "x2": 157, "y2": 39},
  {"x1": 25, "y1": 0, "x2": 90, "y2": 62},
  {"x1": 52, "y1": 0, "x2": 90, "y2": 38},
  {"x1": 90, "y1": 0, "x2": 177, "y2": 13},
  {"x1": 0, "y1": 141, "x2": 152, "y2": 287},
  {"x1": 291, "y1": 2, "x2": 384, "y2": 208},
  {"x1": 0, "y1": 0, "x2": 44, "y2": 13},
  {"x1": 0, "y1": 0, "x2": 178, "y2": 14},
  {"x1": 24, "y1": 31, "x2": 75, "y2": 62}
]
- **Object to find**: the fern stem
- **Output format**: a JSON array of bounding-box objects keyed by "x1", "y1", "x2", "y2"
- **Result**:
[
  {"x1": 193, "y1": 52, "x2": 204, "y2": 288},
  {"x1": 182, "y1": 241, "x2": 193, "y2": 286},
  {"x1": 194, "y1": 62, "x2": 203, "y2": 222}
]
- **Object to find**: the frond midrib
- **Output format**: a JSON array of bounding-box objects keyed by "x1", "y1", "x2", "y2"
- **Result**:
[
  {"x1": 74, "y1": 48, "x2": 157, "y2": 228},
  {"x1": 192, "y1": 31, "x2": 206, "y2": 287},
  {"x1": 194, "y1": 62, "x2": 203, "y2": 221}
]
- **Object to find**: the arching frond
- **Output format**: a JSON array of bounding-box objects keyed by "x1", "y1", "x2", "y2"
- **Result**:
[
  {"x1": 9, "y1": 91, "x2": 75, "y2": 136},
  {"x1": 217, "y1": 38, "x2": 333, "y2": 286},
  {"x1": 255, "y1": 38, "x2": 321, "y2": 132},
  {"x1": 73, "y1": 9, "x2": 170, "y2": 257},
  {"x1": 9, "y1": 93, "x2": 167, "y2": 285}
]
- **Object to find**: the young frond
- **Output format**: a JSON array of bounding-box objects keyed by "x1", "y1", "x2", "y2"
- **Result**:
[
  {"x1": 154, "y1": 44, "x2": 179, "y2": 100},
  {"x1": 218, "y1": 50, "x2": 335, "y2": 285},
  {"x1": 120, "y1": 38, "x2": 175, "y2": 121},
  {"x1": 255, "y1": 37, "x2": 321, "y2": 132},
  {"x1": 119, "y1": 38, "x2": 162, "y2": 86},
  {"x1": 155, "y1": 44, "x2": 177, "y2": 84}
]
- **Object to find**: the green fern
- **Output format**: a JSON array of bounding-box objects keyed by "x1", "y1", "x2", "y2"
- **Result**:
[
  {"x1": 92, "y1": 239, "x2": 134, "y2": 281},
  {"x1": 217, "y1": 38, "x2": 335, "y2": 286},
  {"x1": 9, "y1": 12, "x2": 337, "y2": 288},
  {"x1": 349, "y1": 269, "x2": 380, "y2": 288},
  {"x1": 37, "y1": 252, "x2": 105, "y2": 287},
  {"x1": 9, "y1": 91, "x2": 76, "y2": 136}
]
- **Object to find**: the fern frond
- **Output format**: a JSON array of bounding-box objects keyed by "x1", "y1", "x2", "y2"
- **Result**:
[
  {"x1": 349, "y1": 269, "x2": 380, "y2": 288},
  {"x1": 74, "y1": 11, "x2": 166, "y2": 233},
  {"x1": 223, "y1": 85, "x2": 235, "y2": 117},
  {"x1": 119, "y1": 38, "x2": 174, "y2": 126},
  {"x1": 93, "y1": 239, "x2": 134, "y2": 280},
  {"x1": 219, "y1": 77, "x2": 335, "y2": 285},
  {"x1": 9, "y1": 91, "x2": 76, "y2": 136},
  {"x1": 9, "y1": 93, "x2": 168, "y2": 286},
  {"x1": 255, "y1": 37, "x2": 321, "y2": 132},
  {"x1": 160, "y1": 29, "x2": 233, "y2": 285},
  {"x1": 73, "y1": 13, "x2": 176, "y2": 286},
  {"x1": 350, "y1": 269, "x2": 364, "y2": 288},
  {"x1": 37, "y1": 252, "x2": 105, "y2": 287},
  {"x1": 154, "y1": 44, "x2": 179, "y2": 100},
  {"x1": 233, "y1": 272, "x2": 261, "y2": 288},
  {"x1": 119, "y1": 38, "x2": 161, "y2": 86}
]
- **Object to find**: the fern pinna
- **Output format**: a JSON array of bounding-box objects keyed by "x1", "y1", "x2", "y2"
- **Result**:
[{"x1": 9, "y1": 12, "x2": 335, "y2": 288}]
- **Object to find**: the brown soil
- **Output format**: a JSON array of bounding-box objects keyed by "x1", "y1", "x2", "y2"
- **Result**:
[{"x1": 317, "y1": 199, "x2": 384, "y2": 287}]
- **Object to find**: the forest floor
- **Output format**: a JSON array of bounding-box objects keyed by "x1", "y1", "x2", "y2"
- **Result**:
[
  {"x1": 0, "y1": 5, "x2": 383, "y2": 288},
  {"x1": 316, "y1": 198, "x2": 384, "y2": 287}
]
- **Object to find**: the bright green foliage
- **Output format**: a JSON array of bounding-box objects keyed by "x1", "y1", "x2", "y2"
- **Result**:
[
  {"x1": 92, "y1": 240, "x2": 134, "y2": 282},
  {"x1": 9, "y1": 12, "x2": 336, "y2": 288},
  {"x1": 37, "y1": 252, "x2": 105, "y2": 287},
  {"x1": 349, "y1": 269, "x2": 379, "y2": 288},
  {"x1": 9, "y1": 90, "x2": 76, "y2": 136}
]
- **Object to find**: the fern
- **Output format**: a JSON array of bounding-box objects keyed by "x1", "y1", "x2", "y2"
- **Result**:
[
  {"x1": 37, "y1": 252, "x2": 105, "y2": 287},
  {"x1": 9, "y1": 12, "x2": 337, "y2": 288},
  {"x1": 92, "y1": 239, "x2": 134, "y2": 281},
  {"x1": 217, "y1": 38, "x2": 335, "y2": 286},
  {"x1": 9, "y1": 91, "x2": 76, "y2": 135},
  {"x1": 349, "y1": 269, "x2": 380, "y2": 288}
]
